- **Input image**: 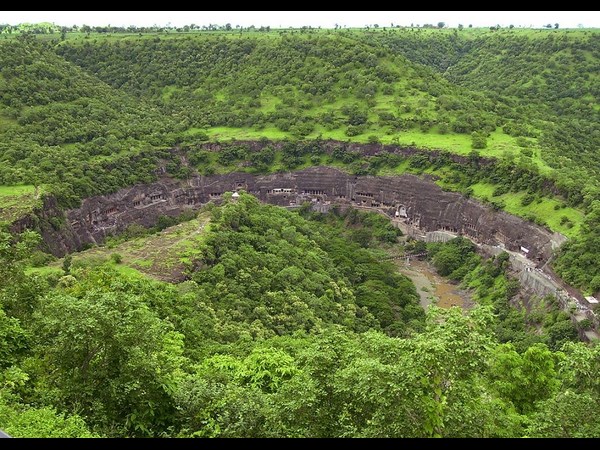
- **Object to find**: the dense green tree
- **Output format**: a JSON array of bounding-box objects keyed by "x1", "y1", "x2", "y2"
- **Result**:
[
  {"x1": 0, "y1": 395, "x2": 97, "y2": 438},
  {"x1": 526, "y1": 390, "x2": 600, "y2": 437},
  {"x1": 471, "y1": 131, "x2": 488, "y2": 149},
  {"x1": 31, "y1": 270, "x2": 186, "y2": 436},
  {"x1": 489, "y1": 343, "x2": 560, "y2": 414}
]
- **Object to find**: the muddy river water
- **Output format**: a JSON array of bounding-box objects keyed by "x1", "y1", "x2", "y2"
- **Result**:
[{"x1": 396, "y1": 259, "x2": 472, "y2": 309}]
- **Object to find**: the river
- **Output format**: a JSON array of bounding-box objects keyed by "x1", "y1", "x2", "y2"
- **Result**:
[{"x1": 395, "y1": 259, "x2": 473, "y2": 309}]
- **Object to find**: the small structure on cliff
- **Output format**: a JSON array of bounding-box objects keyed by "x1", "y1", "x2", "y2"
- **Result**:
[{"x1": 585, "y1": 296, "x2": 598, "y2": 306}]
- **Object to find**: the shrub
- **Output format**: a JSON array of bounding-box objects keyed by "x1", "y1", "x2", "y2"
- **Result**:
[
  {"x1": 521, "y1": 192, "x2": 536, "y2": 206},
  {"x1": 62, "y1": 255, "x2": 72, "y2": 274},
  {"x1": 471, "y1": 132, "x2": 487, "y2": 149}
]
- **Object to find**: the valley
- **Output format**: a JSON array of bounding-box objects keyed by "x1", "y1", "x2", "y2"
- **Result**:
[{"x1": 1, "y1": 22, "x2": 599, "y2": 438}]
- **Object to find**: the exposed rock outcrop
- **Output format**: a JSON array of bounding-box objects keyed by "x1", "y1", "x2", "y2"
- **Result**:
[
  {"x1": 36, "y1": 166, "x2": 564, "y2": 265},
  {"x1": 17, "y1": 165, "x2": 592, "y2": 339}
]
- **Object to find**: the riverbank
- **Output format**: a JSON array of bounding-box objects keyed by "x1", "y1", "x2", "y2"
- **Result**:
[{"x1": 395, "y1": 258, "x2": 474, "y2": 310}]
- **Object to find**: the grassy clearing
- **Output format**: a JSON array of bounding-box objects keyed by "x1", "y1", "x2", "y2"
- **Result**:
[
  {"x1": 201, "y1": 125, "x2": 553, "y2": 172},
  {"x1": 41, "y1": 212, "x2": 212, "y2": 282},
  {"x1": 0, "y1": 185, "x2": 43, "y2": 223},
  {"x1": 202, "y1": 126, "x2": 290, "y2": 141},
  {"x1": 0, "y1": 185, "x2": 37, "y2": 196},
  {"x1": 161, "y1": 85, "x2": 181, "y2": 102},
  {"x1": 468, "y1": 182, "x2": 583, "y2": 237}
]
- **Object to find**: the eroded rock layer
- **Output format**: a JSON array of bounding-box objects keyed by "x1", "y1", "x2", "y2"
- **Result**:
[{"x1": 38, "y1": 166, "x2": 564, "y2": 264}]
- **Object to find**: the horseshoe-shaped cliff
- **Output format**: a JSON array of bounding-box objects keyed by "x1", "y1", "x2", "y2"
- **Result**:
[{"x1": 34, "y1": 166, "x2": 565, "y2": 265}]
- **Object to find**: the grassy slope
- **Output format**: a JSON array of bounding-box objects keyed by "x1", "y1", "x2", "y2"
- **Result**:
[
  {"x1": 0, "y1": 185, "x2": 42, "y2": 223},
  {"x1": 202, "y1": 126, "x2": 550, "y2": 170},
  {"x1": 34, "y1": 212, "x2": 211, "y2": 282},
  {"x1": 468, "y1": 182, "x2": 583, "y2": 238}
]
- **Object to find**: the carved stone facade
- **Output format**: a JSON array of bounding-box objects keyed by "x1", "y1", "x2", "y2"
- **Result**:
[{"x1": 32, "y1": 166, "x2": 563, "y2": 265}]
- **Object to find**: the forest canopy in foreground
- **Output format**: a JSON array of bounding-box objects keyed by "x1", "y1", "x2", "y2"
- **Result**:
[{"x1": 0, "y1": 195, "x2": 596, "y2": 437}]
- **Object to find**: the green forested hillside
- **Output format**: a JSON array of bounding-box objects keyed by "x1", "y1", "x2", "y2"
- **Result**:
[
  {"x1": 53, "y1": 29, "x2": 598, "y2": 294},
  {"x1": 54, "y1": 30, "x2": 600, "y2": 185},
  {"x1": 365, "y1": 29, "x2": 600, "y2": 179},
  {"x1": 0, "y1": 29, "x2": 597, "y2": 290},
  {"x1": 353, "y1": 29, "x2": 600, "y2": 292},
  {"x1": 1, "y1": 195, "x2": 596, "y2": 437},
  {"x1": 0, "y1": 37, "x2": 183, "y2": 205},
  {"x1": 56, "y1": 32, "x2": 501, "y2": 139},
  {"x1": 1, "y1": 30, "x2": 597, "y2": 208}
]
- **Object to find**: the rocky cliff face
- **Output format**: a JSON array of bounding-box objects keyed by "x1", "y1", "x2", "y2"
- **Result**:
[
  {"x1": 37, "y1": 166, "x2": 564, "y2": 264},
  {"x1": 200, "y1": 139, "x2": 491, "y2": 165},
  {"x1": 10, "y1": 196, "x2": 84, "y2": 256}
]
